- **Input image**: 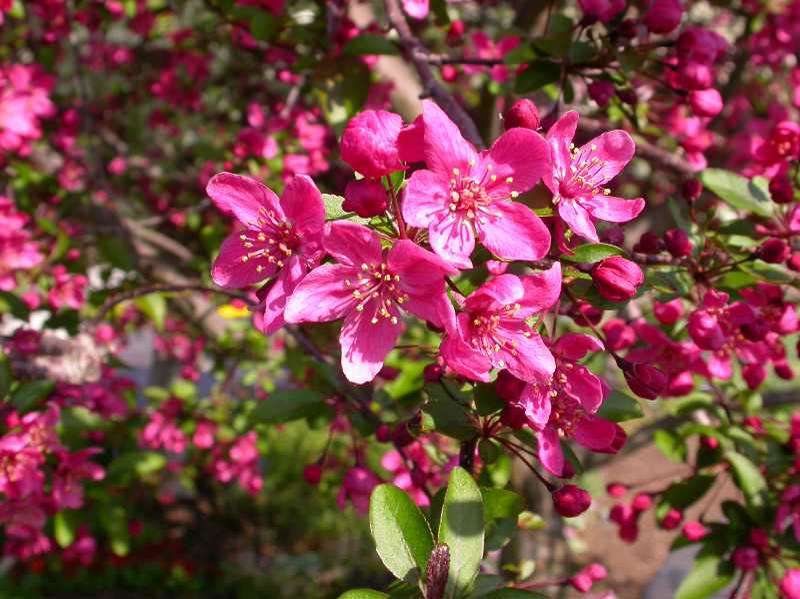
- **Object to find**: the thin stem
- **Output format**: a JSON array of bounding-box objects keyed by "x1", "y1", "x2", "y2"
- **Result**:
[{"x1": 385, "y1": 176, "x2": 408, "y2": 239}]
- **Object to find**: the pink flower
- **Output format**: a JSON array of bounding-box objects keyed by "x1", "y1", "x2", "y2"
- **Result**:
[
  {"x1": 780, "y1": 569, "x2": 800, "y2": 599},
  {"x1": 193, "y1": 420, "x2": 217, "y2": 449},
  {"x1": 402, "y1": 0, "x2": 429, "y2": 20},
  {"x1": 337, "y1": 466, "x2": 381, "y2": 515},
  {"x1": 340, "y1": 110, "x2": 405, "y2": 179},
  {"x1": 578, "y1": 0, "x2": 625, "y2": 23},
  {"x1": 402, "y1": 100, "x2": 551, "y2": 268},
  {"x1": 464, "y1": 33, "x2": 520, "y2": 83},
  {"x1": 285, "y1": 221, "x2": 457, "y2": 384},
  {"x1": 52, "y1": 448, "x2": 105, "y2": 510},
  {"x1": 591, "y1": 256, "x2": 644, "y2": 302},
  {"x1": 776, "y1": 484, "x2": 800, "y2": 542},
  {"x1": 440, "y1": 264, "x2": 561, "y2": 383},
  {"x1": 643, "y1": 0, "x2": 683, "y2": 34},
  {"x1": 208, "y1": 173, "x2": 325, "y2": 334},
  {"x1": 544, "y1": 111, "x2": 644, "y2": 244}
]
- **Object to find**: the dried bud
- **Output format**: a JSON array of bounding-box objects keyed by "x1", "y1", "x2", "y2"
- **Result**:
[
  {"x1": 503, "y1": 99, "x2": 541, "y2": 131},
  {"x1": 552, "y1": 484, "x2": 592, "y2": 517},
  {"x1": 343, "y1": 179, "x2": 388, "y2": 218},
  {"x1": 757, "y1": 238, "x2": 790, "y2": 263},
  {"x1": 425, "y1": 544, "x2": 450, "y2": 599},
  {"x1": 664, "y1": 228, "x2": 693, "y2": 257},
  {"x1": 592, "y1": 256, "x2": 644, "y2": 302}
]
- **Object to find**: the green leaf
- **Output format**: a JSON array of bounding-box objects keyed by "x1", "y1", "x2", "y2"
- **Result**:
[
  {"x1": 0, "y1": 354, "x2": 11, "y2": 400},
  {"x1": 596, "y1": 391, "x2": 643, "y2": 422},
  {"x1": 249, "y1": 10, "x2": 279, "y2": 41},
  {"x1": 474, "y1": 383, "x2": 504, "y2": 416},
  {"x1": 107, "y1": 451, "x2": 167, "y2": 483},
  {"x1": 0, "y1": 290, "x2": 30, "y2": 319},
  {"x1": 97, "y1": 236, "x2": 137, "y2": 271},
  {"x1": 562, "y1": 243, "x2": 625, "y2": 263},
  {"x1": 136, "y1": 293, "x2": 167, "y2": 331},
  {"x1": 343, "y1": 34, "x2": 399, "y2": 56},
  {"x1": 674, "y1": 554, "x2": 734, "y2": 599},
  {"x1": 725, "y1": 451, "x2": 767, "y2": 514},
  {"x1": 483, "y1": 590, "x2": 548, "y2": 599},
  {"x1": 54, "y1": 511, "x2": 77, "y2": 548},
  {"x1": 369, "y1": 484, "x2": 434, "y2": 582},
  {"x1": 481, "y1": 488, "x2": 523, "y2": 551},
  {"x1": 339, "y1": 591, "x2": 389, "y2": 599},
  {"x1": 423, "y1": 382, "x2": 476, "y2": 441},
  {"x1": 515, "y1": 61, "x2": 560, "y2": 94},
  {"x1": 654, "y1": 429, "x2": 687, "y2": 462},
  {"x1": 439, "y1": 467, "x2": 484, "y2": 598},
  {"x1": 657, "y1": 475, "x2": 715, "y2": 520},
  {"x1": 100, "y1": 504, "x2": 130, "y2": 557},
  {"x1": 251, "y1": 389, "x2": 326, "y2": 424},
  {"x1": 700, "y1": 169, "x2": 773, "y2": 218},
  {"x1": 11, "y1": 380, "x2": 55, "y2": 413},
  {"x1": 322, "y1": 193, "x2": 370, "y2": 223}
]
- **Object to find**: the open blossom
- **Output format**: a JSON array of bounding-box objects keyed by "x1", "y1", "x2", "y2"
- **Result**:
[
  {"x1": 544, "y1": 111, "x2": 644, "y2": 246},
  {"x1": 464, "y1": 33, "x2": 520, "y2": 83},
  {"x1": 337, "y1": 466, "x2": 381, "y2": 514},
  {"x1": 0, "y1": 64, "x2": 56, "y2": 156},
  {"x1": 402, "y1": 100, "x2": 551, "y2": 268},
  {"x1": 440, "y1": 264, "x2": 561, "y2": 383},
  {"x1": 285, "y1": 221, "x2": 456, "y2": 384},
  {"x1": 776, "y1": 485, "x2": 800, "y2": 542},
  {"x1": 340, "y1": 110, "x2": 405, "y2": 179},
  {"x1": 503, "y1": 333, "x2": 625, "y2": 476},
  {"x1": 208, "y1": 172, "x2": 325, "y2": 334}
]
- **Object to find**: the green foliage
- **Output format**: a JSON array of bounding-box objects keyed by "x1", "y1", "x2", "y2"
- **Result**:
[
  {"x1": 596, "y1": 391, "x2": 643, "y2": 422},
  {"x1": 561, "y1": 243, "x2": 626, "y2": 264},
  {"x1": 251, "y1": 389, "x2": 329, "y2": 424},
  {"x1": 700, "y1": 169, "x2": 773, "y2": 217}
]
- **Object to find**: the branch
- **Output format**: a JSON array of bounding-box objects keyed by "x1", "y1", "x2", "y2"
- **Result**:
[
  {"x1": 422, "y1": 53, "x2": 504, "y2": 66},
  {"x1": 384, "y1": 0, "x2": 484, "y2": 147}
]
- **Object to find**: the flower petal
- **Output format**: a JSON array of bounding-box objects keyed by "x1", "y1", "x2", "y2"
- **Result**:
[
  {"x1": 564, "y1": 365, "x2": 605, "y2": 413},
  {"x1": 323, "y1": 221, "x2": 383, "y2": 266},
  {"x1": 520, "y1": 384, "x2": 551, "y2": 430},
  {"x1": 389, "y1": 239, "x2": 458, "y2": 285},
  {"x1": 558, "y1": 199, "x2": 599, "y2": 242},
  {"x1": 207, "y1": 172, "x2": 283, "y2": 228},
  {"x1": 440, "y1": 316, "x2": 493, "y2": 381},
  {"x1": 584, "y1": 194, "x2": 645, "y2": 223},
  {"x1": 478, "y1": 200, "x2": 551, "y2": 262},
  {"x1": 259, "y1": 256, "x2": 306, "y2": 334},
  {"x1": 280, "y1": 175, "x2": 325, "y2": 236},
  {"x1": 552, "y1": 332, "x2": 603, "y2": 360},
  {"x1": 428, "y1": 212, "x2": 474, "y2": 269},
  {"x1": 574, "y1": 415, "x2": 618, "y2": 451},
  {"x1": 496, "y1": 327, "x2": 556, "y2": 382},
  {"x1": 578, "y1": 129, "x2": 635, "y2": 187},
  {"x1": 340, "y1": 310, "x2": 404, "y2": 384},
  {"x1": 283, "y1": 263, "x2": 357, "y2": 323},
  {"x1": 465, "y1": 274, "x2": 524, "y2": 313},
  {"x1": 483, "y1": 128, "x2": 550, "y2": 197},
  {"x1": 518, "y1": 262, "x2": 562, "y2": 316},
  {"x1": 402, "y1": 169, "x2": 449, "y2": 228},
  {"x1": 544, "y1": 111, "x2": 579, "y2": 192},
  {"x1": 421, "y1": 99, "x2": 479, "y2": 176},
  {"x1": 212, "y1": 232, "x2": 277, "y2": 288},
  {"x1": 537, "y1": 426, "x2": 565, "y2": 477}
]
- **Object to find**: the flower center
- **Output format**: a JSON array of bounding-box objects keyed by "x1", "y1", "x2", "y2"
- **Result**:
[
  {"x1": 554, "y1": 143, "x2": 611, "y2": 203},
  {"x1": 344, "y1": 261, "x2": 408, "y2": 325},
  {"x1": 238, "y1": 208, "x2": 301, "y2": 272},
  {"x1": 468, "y1": 303, "x2": 528, "y2": 369},
  {"x1": 447, "y1": 165, "x2": 519, "y2": 222},
  {"x1": 540, "y1": 365, "x2": 584, "y2": 437}
]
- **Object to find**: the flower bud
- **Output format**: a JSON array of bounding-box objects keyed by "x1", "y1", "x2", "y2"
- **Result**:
[
  {"x1": 446, "y1": 20, "x2": 465, "y2": 46},
  {"x1": 303, "y1": 463, "x2": 323, "y2": 485},
  {"x1": 770, "y1": 175, "x2": 795, "y2": 204},
  {"x1": 634, "y1": 231, "x2": 664, "y2": 254},
  {"x1": 682, "y1": 521, "x2": 709, "y2": 541},
  {"x1": 552, "y1": 484, "x2": 592, "y2": 517},
  {"x1": 588, "y1": 80, "x2": 616, "y2": 108},
  {"x1": 592, "y1": 256, "x2": 644, "y2": 302},
  {"x1": 441, "y1": 65, "x2": 458, "y2": 82},
  {"x1": 503, "y1": 99, "x2": 540, "y2": 131},
  {"x1": 660, "y1": 508, "x2": 683, "y2": 530},
  {"x1": 757, "y1": 238, "x2": 790, "y2": 263},
  {"x1": 603, "y1": 318, "x2": 636, "y2": 351},
  {"x1": 654, "y1": 298, "x2": 684, "y2": 325},
  {"x1": 375, "y1": 424, "x2": 392, "y2": 442},
  {"x1": 682, "y1": 179, "x2": 703, "y2": 203},
  {"x1": 343, "y1": 179, "x2": 389, "y2": 218},
  {"x1": 425, "y1": 544, "x2": 450, "y2": 599},
  {"x1": 617, "y1": 88, "x2": 638, "y2": 106},
  {"x1": 779, "y1": 568, "x2": 800, "y2": 599},
  {"x1": 578, "y1": 0, "x2": 626, "y2": 23},
  {"x1": 423, "y1": 363, "x2": 443, "y2": 382},
  {"x1": 732, "y1": 546, "x2": 760, "y2": 571},
  {"x1": 664, "y1": 228, "x2": 692, "y2": 257},
  {"x1": 571, "y1": 301, "x2": 604, "y2": 326},
  {"x1": 496, "y1": 369, "x2": 526, "y2": 402},
  {"x1": 569, "y1": 571, "x2": 594, "y2": 593},
  {"x1": 340, "y1": 110, "x2": 404, "y2": 178},
  {"x1": 643, "y1": 0, "x2": 683, "y2": 34},
  {"x1": 688, "y1": 88, "x2": 723, "y2": 117},
  {"x1": 632, "y1": 493, "x2": 653, "y2": 512},
  {"x1": 622, "y1": 361, "x2": 668, "y2": 399},
  {"x1": 606, "y1": 482, "x2": 628, "y2": 497}
]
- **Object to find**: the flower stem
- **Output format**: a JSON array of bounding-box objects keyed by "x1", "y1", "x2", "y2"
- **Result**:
[{"x1": 386, "y1": 176, "x2": 408, "y2": 239}]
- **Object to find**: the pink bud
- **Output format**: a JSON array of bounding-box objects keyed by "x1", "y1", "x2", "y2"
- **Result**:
[
  {"x1": 788, "y1": 253, "x2": 800, "y2": 272},
  {"x1": 682, "y1": 179, "x2": 703, "y2": 203},
  {"x1": 664, "y1": 228, "x2": 693, "y2": 257},
  {"x1": 632, "y1": 493, "x2": 653, "y2": 512},
  {"x1": 689, "y1": 88, "x2": 723, "y2": 117},
  {"x1": 570, "y1": 572, "x2": 594, "y2": 592},
  {"x1": 343, "y1": 179, "x2": 389, "y2": 218},
  {"x1": 757, "y1": 238, "x2": 791, "y2": 263},
  {"x1": 588, "y1": 80, "x2": 616, "y2": 108},
  {"x1": 552, "y1": 484, "x2": 592, "y2": 517},
  {"x1": 375, "y1": 424, "x2": 392, "y2": 442},
  {"x1": 423, "y1": 363, "x2": 443, "y2": 382},
  {"x1": 303, "y1": 463, "x2": 323, "y2": 485},
  {"x1": 770, "y1": 175, "x2": 795, "y2": 204},
  {"x1": 503, "y1": 99, "x2": 541, "y2": 131},
  {"x1": 340, "y1": 110, "x2": 404, "y2": 178},
  {"x1": 633, "y1": 231, "x2": 664, "y2": 254},
  {"x1": 654, "y1": 298, "x2": 684, "y2": 325},
  {"x1": 578, "y1": 0, "x2": 626, "y2": 24},
  {"x1": 603, "y1": 318, "x2": 636, "y2": 351},
  {"x1": 660, "y1": 508, "x2": 683, "y2": 530},
  {"x1": 587, "y1": 563, "x2": 608, "y2": 581},
  {"x1": 446, "y1": 20, "x2": 465, "y2": 46},
  {"x1": 779, "y1": 568, "x2": 800, "y2": 599},
  {"x1": 592, "y1": 256, "x2": 644, "y2": 302},
  {"x1": 571, "y1": 301, "x2": 604, "y2": 326},
  {"x1": 623, "y1": 362, "x2": 668, "y2": 399},
  {"x1": 643, "y1": 0, "x2": 683, "y2": 34},
  {"x1": 732, "y1": 546, "x2": 760, "y2": 571},
  {"x1": 441, "y1": 65, "x2": 458, "y2": 82},
  {"x1": 682, "y1": 520, "x2": 709, "y2": 541},
  {"x1": 606, "y1": 482, "x2": 628, "y2": 497}
]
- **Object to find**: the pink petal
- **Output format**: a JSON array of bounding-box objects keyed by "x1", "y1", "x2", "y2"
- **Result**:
[
  {"x1": 573, "y1": 415, "x2": 618, "y2": 451},
  {"x1": 323, "y1": 221, "x2": 383, "y2": 266},
  {"x1": 389, "y1": 239, "x2": 458, "y2": 285},
  {"x1": 405, "y1": 292, "x2": 455, "y2": 330},
  {"x1": 484, "y1": 128, "x2": 550, "y2": 197},
  {"x1": 558, "y1": 199, "x2": 599, "y2": 242},
  {"x1": 259, "y1": 256, "x2": 306, "y2": 334},
  {"x1": 584, "y1": 194, "x2": 645, "y2": 223},
  {"x1": 421, "y1": 99, "x2": 479, "y2": 177},
  {"x1": 207, "y1": 172, "x2": 283, "y2": 228},
  {"x1": 428, "y1": 212, "x2": 475, "y2": 269},
  {"x1": 518, "y1": 262, "x2": 562, "y2": 316},
  {"x1": 537, "y1": 426, "x2": 565, "y2": 476},
  {"x1": 397, "y1": 115, "x2": 424, "y2": 163},
  {"x1": 544, "y1": 111, "x2": 579, "y2": 192},
  {"x1": 564, "y1": 366, "x2": 605, "y2": 413},
  {"x1": 402, "y1": 0, "x2": 429, "y2": 19},
  {"x1": 465, "y1": 274, "x2": 524, "y2": 312},
  {"x1": 496, "y1": 328, "x2": 556, "y2": 382},
  {"x1": 402, "y1": 170, "x2": 449, "y2": 228},
  {"x1": 440, "y1": 316, "x2": 493, "y2": 381},
  {"x1": 520, "y1": 384, "x2": 551, "y2": 429},
  {"x1": 478, "y1": 201, "x2": 551, "y2": 262},
  {"x1": 212, "y1": 232, "x2": 277, "y2": 288},
  {"x1": 579, "y1": 129, "x2": 635, "y2": 187},
  {"x1": 283, "y1": 263, "x2": 357, "y2": 323},
  {"x1": 552, "y1": 332, "x2": 603, "y2": 360},
  {"x1": 340, "y1": 310, "x2": 404, "y2": 384},
  {"x1": 280, "y1": 175, "x2": 325, "y2": 236}
]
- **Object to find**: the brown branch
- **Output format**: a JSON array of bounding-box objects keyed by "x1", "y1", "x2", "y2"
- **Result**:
[
  {"x1": 384, "y1": 0, "x2": 484, "y2": 147},
  {"x1": 421, "y1": 53, "x2": 504, "y2": 66}
]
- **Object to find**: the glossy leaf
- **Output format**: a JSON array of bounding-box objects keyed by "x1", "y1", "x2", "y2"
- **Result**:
[
  {"x1": 561, "y1": 243, "x2": 625, "y2": 264},
  {"x1": 700, "y1": 169, "x2": 773, "y2": 218},
  {"x1": 674, "y1": 554, "x2": 734, "y2": 599},
  {"x1": 439, "y1": 467, "x2": 484, "y2": 598},
  {"x1": 251, "y1": 389, "x2": 327, "y2": 424}
]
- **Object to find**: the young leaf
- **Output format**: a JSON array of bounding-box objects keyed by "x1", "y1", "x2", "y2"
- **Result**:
[
  {"x1": 654, "y1": 429, "x2": 687, "y2": 462},
  {"x1": 338, "y1": 590, "x2": 390, "y2": 599},
  {"x1": 438, "y1": 467, "x2": 484, "y2": 598},
  {"x1": 54, "y1": 511, "x2": 77, "y2": 548},
  {"x1": 369, "y1": 483, "x2": 434, "y2": 582},
  {"x1": 251, "y1": 389, "x2": 327, "y2": 424},
  {"x1": 561, "y1": 243, "x2": 625, "y2": 264},
  {"x1": 11, "y1": 380, "x2": 55, "y2": 413},
  {"x1": 700, "y1": 169, "x2": 773, "y2": 218},
  {"x1": 674, "y1": 553, "x2": 734, "y2": 599},
  {"x1": 724, "y1": 451, "x2": 767, "y2": 514},
  {"x1": 596, "y1": 391, "x2": 643, "y2": 422}
]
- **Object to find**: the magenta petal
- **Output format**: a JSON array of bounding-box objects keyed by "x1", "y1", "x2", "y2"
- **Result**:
[
  {"x1": 558, "y1": 199, "x2": 599, "y2": 242},
  {"x1": 544, "y1": 111, "x2": 579, "y2": 192},
  {"x1": 428, "y1": 212, "x2": 474, "y2": 269},
  {"x1": 421, "y1": 99, "x2": 479, "y2": 176},
  {"x1": 537, "y1": 427, "x2": 565, "y2": 477},
  {"x1": 520, "y1": 384, "x2": 551, "y2": 430},
  {"x1": 404, "y1": 291, "x2": 455, "y2": 330},
  {"x1": 339, "y1": 310, "x2": 404, "y2": 384},
  {"x1": 397, "y1": 115, "x2": 424, "y2": 163},
  {"x1": 552, "y1": 332, "x2": 603, "y2": 360},
  {"x1": 207, "y1": 172, "x2": 283, "y2": 228},
  {"x1": 497, "y1": 328, "x2": 556, "y2": 382},
  {"x1": 478, "y1": 201, "x2": 551, "y2": 262},
  {"x1": 484, "y1": 128, "x2": 550, "y2": 196},
  {"x1": 259, "y1": 256, "x2": 306, "y2": 334},
  {"x1": 323, "y1": 221, "x2": 383, "y2": 266},
  {"x1": 585, "y1": 194, "x2": 645, "y2": 224},
  {"x1": 402, "y1": 0, "x2": 429, "y2": 19},
  {"x1": 518, "y1": 262, "x2": 562, "y2": 316},
  {"x1": 280, "y1": 175, "x2": 325, "y2": 236},
  {"x1": 564, "y1": 366, "x2": 605, "y2": 413},
  {"x1": 283, "y1": 263, "x2": 357, "y2": 323},
  {"x1": 212, "y1": 232, "x2": 277, "y2": 288},
  {"x1": 402, "y1": 170, "x2": 449, "y2": 228},
  {"x1": 574, "y1": 415, "x2": 618, "y2": 451},
  {"x1": 580, "y1": 130, "x2": 635, "y2": 186},
  {"x1": 440, "y1": 318, "x2": 493, "y2": 381},
  {"x1": 465, "y1": 274, "x2": 524, "y2": 312}
]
